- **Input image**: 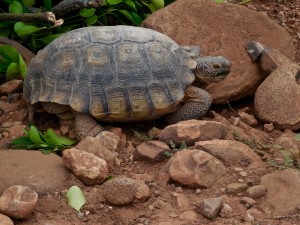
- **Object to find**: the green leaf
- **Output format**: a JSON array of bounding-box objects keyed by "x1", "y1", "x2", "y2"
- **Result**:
[
  {"x1": 57, "y1": 136, "x2": 77, "y2": 146},
  {"x1": 12, "y1": 136, "x2": 34, "y2": 149},
  {"x1": 80, "y1": 8, "x2": 96, "y2": 17},
  {"x1": 150, "y1": 0, "x2": 164, "y2": 9},
  {"x1": 14, "y1": 22, "x2": 40, "y2": 39},
  {"x1": 66, "y1": 186, "x2": 86, "y2": 212},
  {"x1": 294, "y1": 133, "x2": 300, "y2": 141},
  {"x1": 28, "y1": 125, "x2": 46, "y2": 144},
  {"x1": 118, "y1": 10, "x2": 133, "y2": 23},
  {"x1": 43, "y1": 0, "x2": 52, "y2": 10},
  {"x1": 43, "y1": 129, "x2": 59, "y2": 146},
  {"x1": 41, "y1": 149, "x2": 52, "y2": 154},
  {"x1": 85, "y1": 15, "x2": 98, "y2": 25},
  {"x1": 0, "y1": 45, "x2": 19, "y2": 62},
  {"x1": 22, "y1": 0, "x2": 35, "y2": 7},
  {"x1": 129, "y1": 11, "x2": 143, "y2": 25},
  {"x1": 6, "y1": 62, "x2": 20, "y2": 80},
  {"x1": 19, "y1": 54, "x2": 27, "y2": 78},
  {"x1": 124, "y1": 0, "x2": 137, "y2": 12},
  {"x1": 215, "y1": 0, "x2": 224, "y2": 3},
  {"x1": 142, "y1": 3, "x2": 157, "y2": 13},
  {"x1": 107, "y1": 0, "x2": 122, "y2": 5},
  {"x1": 9, "y1": 1, "x2": 23, "y2": 14},
  {"x1": 38, "y1": 33, "x2": 63, "y2": 44}
]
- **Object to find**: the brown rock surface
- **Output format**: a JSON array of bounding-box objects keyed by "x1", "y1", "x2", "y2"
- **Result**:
[
  {"x1": 0, "y1": 185, "x2": 38, "y2": 219},
  {"x1": 142, "y1": 0, "x2": 294, "y2": 103},
  {"x1": 0, "y1": 150, "x2": 69, "y2": 195},
  {"x1": 168, "y1": 149, "x2": 226, "y2": 188},
  {"x1": 260, "y1": 169, "x2": 300, "y2": 215},
  {"x1": 254, "y1": 63, "x2": 300, "y2": 130},
  {"x1": 159, "y1": 120, "x2": 228, "y2": 146},
  {"x1": 62, "y1": 148, "x2": 108, "y2": 186},
  {"x1": 194, "y1": 140, "x2": 261, "y2": 167}
]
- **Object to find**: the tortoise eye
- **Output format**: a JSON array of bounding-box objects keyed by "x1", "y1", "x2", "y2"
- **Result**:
[{"x1": 211, "y1": 64, "x2": 221, "y2": 70}]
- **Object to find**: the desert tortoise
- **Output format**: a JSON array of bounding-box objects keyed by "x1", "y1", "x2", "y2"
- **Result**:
[{"x1": 24, "y1": 25, "x2": 230, "y2": 139}]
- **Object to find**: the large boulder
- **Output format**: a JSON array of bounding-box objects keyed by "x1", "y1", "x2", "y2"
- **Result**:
[
  {"x1": 0, "y1": 150, "x2": 69, "y2": 195},
  {"x1": 142, "y1": 0, "x2": 294, "y2": 103}
]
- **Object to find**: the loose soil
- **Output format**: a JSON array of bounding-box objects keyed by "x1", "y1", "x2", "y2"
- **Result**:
[{"x1": 1, "y1": 0, "x2": 300, "y2": 224}]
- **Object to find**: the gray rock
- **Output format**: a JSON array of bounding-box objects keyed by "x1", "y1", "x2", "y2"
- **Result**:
[
  {"x1": 62, "y1": 148, "x2": 108, "y2": 186},
  {"x1": 0, "y1": 214, "x2": 14, "y2": 225},
  {"x1": 159, "y1": 120, "x2": 228, "y2": 146},
  {"x1": 134, "y1": 141, "x2": 170, "y2": 162},
  {"x1": 195, "y1": 197, "x2": 223, "y2": 219},
  {"x1": 168, "y1": 149, "x2": 226, "y2": 188},
  {"x1": 246, "y1": 185, "x2": 266, "y2": 199},
  {"x1": 0, "y1": 150, "x2": 68, "y2": 195},
  {"x1": 194, "y1": 140, "x2": 261, "y2": 167},
  {"x1": 226, "y1": 183, "x2": 248, "y2": 195},
  {"x1": 142, "y1": 0, "x2": 294, "y2": 103},
  {"x1": 260, "y1": 169, "x2": 300, "y2": 215},
  {"x1": 0, "y1": 185, "x2": 38, "y2": 219},
  {"x1": 76, "y1": 136, "x2": 118, "y2": 171}
]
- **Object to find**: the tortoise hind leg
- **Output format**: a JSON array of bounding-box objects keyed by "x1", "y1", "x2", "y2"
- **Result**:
[
  {"x1": 74, "y1": 113, "x2": 104, "y2": 140},
  {"x1": 166, "y1": 86, "x2": 212, "y2": 124}
]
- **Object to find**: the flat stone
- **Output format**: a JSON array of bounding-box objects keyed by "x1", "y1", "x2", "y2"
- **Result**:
[
  {"x1": 194, "y1": 140, "x2": 261, "y2": 167},
  {"x1": 159, "y1": 120, "x2": 228, "y2": 146},
  {"x1": 260, "y1": 169, "x2": 300, "y2": 215},
  {"x1": 142, "y1": 0, "x2": 294, "y2": 103},
  {"x1": 0, "y1": 150, "x2": 69, "y2": 195},
  {"x1": 134, "y1": 141, "x2": 170, "y2": 162},
  {"x1": 168, "y1": 149, "x2": 226, "y2": 188}
]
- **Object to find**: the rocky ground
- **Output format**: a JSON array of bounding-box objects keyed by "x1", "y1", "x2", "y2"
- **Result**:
[{"x1": 1, "y1": 0, "x2": 300, "y2": 225}]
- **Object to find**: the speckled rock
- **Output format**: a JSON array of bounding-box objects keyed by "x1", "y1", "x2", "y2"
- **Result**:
[{"x1": 142, "y1": 0, "x2": 294, "y2": 103}]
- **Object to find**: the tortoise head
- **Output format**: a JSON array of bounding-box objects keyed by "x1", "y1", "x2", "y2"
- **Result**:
[{"x1": 194, "y1": 56, "x2": 230, "y2": 83}]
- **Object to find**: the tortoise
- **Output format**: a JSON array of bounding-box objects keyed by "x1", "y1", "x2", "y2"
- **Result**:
[{"x1": 24, "y1": 25, "x2": 230, "y2": 140}]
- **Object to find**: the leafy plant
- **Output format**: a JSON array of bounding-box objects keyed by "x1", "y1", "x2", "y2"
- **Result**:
[
  {"x1": 12, "y1": 124, "x2": 77, "y2": 154},
  {"x1": 133, "y1": 129, "x2": 156, "y2": 142},
  {"x1": 0, "y1": 45, "x2": 27, "y2": 80},
  {"x1": 164, "y1": 140, "x2": 187, "y2": 157},
  {"x1": 267, "y1": 149, "x2": 297, "y2": 169},
  {"x1": 233, "y1": 129, "x2": 271, "y2": 152}
]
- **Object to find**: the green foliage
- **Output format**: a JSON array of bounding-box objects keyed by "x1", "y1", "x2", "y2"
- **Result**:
[
  {"x1": 12, "y1": 125, "x2": 77, "y2": 153},
  {"x1": 66, "y1": 186, "x2": 86, "y2": 212},
  {"x1": 133, "y1": 129, "x2": 156, "y2": 142},
  {"x1": 267, "y1": 150, "x2": 297, "y2": 170},
  {"x1": 164, "y1": 140, "x2": 187, "y2": 157},
  {"x1": 233, "y1": 129, "x2": 271, "y2": 151},
  {"x1": 0, "y1": 45, "x2": 27, "y2": 80}
]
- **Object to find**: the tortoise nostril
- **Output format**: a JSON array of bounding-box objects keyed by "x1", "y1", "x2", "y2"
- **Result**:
[{"x1": 212, "y1": 64, "x2": 221, "y2": 70}]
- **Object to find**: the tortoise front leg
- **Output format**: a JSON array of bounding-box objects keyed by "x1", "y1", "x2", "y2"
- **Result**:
[
  {"x1": 74, "y1": 113, "x2": 104, "y2": 140},
  {"x1": 166, "y1": 86, "x2": 212, "y2": 124}
]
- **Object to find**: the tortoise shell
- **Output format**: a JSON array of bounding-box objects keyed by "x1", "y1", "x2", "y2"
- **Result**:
[{"x1": 23, "y1": 26, "x2": 196, "y2": 121}]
